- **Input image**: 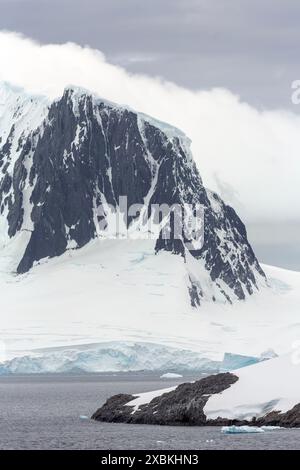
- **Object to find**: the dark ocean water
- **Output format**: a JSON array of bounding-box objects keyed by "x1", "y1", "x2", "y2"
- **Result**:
[{"x1": 0, "y1": 374, "x2": 299, "y2": 450}]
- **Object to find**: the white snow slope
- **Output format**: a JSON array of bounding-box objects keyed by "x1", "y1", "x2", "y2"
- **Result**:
[
  {"x1": 127, "y1": 386, "x2": 178, "y2": 413},
  {"x1": 0, "y1": 235, "x2": 299, "y2": 371},
  {"x1": 204, "y1": 354, "x2": 300, "y2": 420},
  {"x1": 122, "y1": 353, "x2": 300, "y2": 420}
]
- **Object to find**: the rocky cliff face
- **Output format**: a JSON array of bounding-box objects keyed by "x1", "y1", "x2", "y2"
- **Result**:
[{"x1": 0, "y1": 83, "x2": 266, "y2": 304}]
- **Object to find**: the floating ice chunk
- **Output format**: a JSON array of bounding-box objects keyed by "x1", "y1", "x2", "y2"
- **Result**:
[
  {"x1": 79, "y1": 415, "x2": 89, "y2": 420},
  {"x1": 221, "y1": 426, "x2": 265, "y2": 434},
  {"x1": 160, "y1": 372, "x2": 183, "y2": 379},
  {"x1": 221, "y1": 425, "x2": 282, "y2": 434},
  {"x1": 261, "y1": 426, "x2": 282, "y2": 431}
]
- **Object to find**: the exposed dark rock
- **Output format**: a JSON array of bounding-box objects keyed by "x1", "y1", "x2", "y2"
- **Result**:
[
  {"x1": 91, "y1": 394, "x2": 136, "y2": 424},
  {"x1": 91, "y1": 373, "x2": 300, "y2": 428},
  {"x1": 91, "y1": 372, "x2": 238, "y2": 425},
  {"x1": 0, "y1": 86, "x2": 266, "y2": 304},
  {"x1": 255, "y1": 404, "x2": 300, "y2": 428}
]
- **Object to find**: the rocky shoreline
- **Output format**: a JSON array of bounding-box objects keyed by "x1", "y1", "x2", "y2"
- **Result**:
[{"x1": 91, "y1": 372, "x2": 300, "y2": 428}]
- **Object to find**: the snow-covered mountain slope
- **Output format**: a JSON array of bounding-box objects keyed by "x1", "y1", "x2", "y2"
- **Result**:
[
  {"x1": 204, "y1": 354, "x2": 300, "y2": 421},
  {"x1": 0, "y1": 83, "x2": 48, "y2": 247},
  {"x1": 0, "y1": 233, "x2": 299, "y2": 369},
  {"x1": 0, "y1": 82, "x2": 265, "y2": 306}
]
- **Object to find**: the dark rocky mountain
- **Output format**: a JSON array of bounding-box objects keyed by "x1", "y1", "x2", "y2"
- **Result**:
[{"x1": 0, "y1": 83, "x2": 266, "y2": 305}]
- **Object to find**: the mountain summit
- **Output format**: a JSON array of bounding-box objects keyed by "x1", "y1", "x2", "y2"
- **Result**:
[{"x1": 0, "y1": 83, "x2": 265, "y2": 305}]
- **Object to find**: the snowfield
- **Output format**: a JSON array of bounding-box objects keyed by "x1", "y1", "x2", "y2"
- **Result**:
[
  {"x1": 0, "y1": 236, "x2": 299, "y2": 371},
  {"x1": 204, "y1": 354, "x2": 300, "y2": 421}
]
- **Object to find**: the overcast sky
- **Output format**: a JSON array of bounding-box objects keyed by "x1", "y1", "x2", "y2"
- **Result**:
[
  {"x1": 0, "y1": 0, "x2": 299, "y2": 269},
  {"x1": 1, "y1": 0, "x2": 300, "y2": 110}
]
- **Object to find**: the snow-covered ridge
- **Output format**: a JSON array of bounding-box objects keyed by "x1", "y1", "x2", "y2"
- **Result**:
[
  {"x1": 0, "y1": 81, "x2": 192, "y2": 162},
  {"x1": 64, "y1": 84, "x2": 191, "y2": 145},
  {"x1": 0, "y1": 81, "x2": 189, "y2": 139},
  {"x1": 0, "y1": 81, "x2": 192, "y2": 188},
  {"x1": 0, "y1": 82, "x2": 49, "y2": 247},
  {"x1": 0, "y1": 81, "x2": 49, "y2": 156}
]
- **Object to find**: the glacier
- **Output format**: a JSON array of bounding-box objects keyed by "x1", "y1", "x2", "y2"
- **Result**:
[
  {"x1": 0, "y1": 346, "x2": 269, "y2": 375},
  {"x1": 0, "y1": 341, "x2": 221, "y2": 375}
]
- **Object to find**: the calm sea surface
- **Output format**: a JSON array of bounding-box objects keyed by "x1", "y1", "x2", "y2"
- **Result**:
[{"x1": 0, "y1": 373, "x2": 299, "y2": 450}]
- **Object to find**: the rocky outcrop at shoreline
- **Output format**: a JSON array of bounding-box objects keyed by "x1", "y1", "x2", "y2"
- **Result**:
[
  {"x1": 92, "y1": 373, "x2": 238, "y2": 425},
  {"x1": 91, "y1": 372, "x2": 300, "y2": 427}
]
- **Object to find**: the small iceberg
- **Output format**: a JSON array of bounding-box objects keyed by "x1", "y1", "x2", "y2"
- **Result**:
[
  {"x1": 160, "y1": 372, "x2": 183, "y2": 379},
  {"x1": 221, "y1": 425, "x2": 265, "y2": 434},
  {"x1": 261, "y1": 426, "x2": 282, "y2": 431}
]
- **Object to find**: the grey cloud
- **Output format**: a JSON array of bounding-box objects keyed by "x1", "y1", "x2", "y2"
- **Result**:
[
  {"x1": 1, "y1": 0, "x2": 300, "y2": 109},
  {"x1": 247, "y1": 221, "x2": 300, "y2": 271}
]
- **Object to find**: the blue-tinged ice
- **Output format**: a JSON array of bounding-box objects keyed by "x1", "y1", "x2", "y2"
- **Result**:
[
  {"x1": 0, "y1": 341, "x2": 221, "y2": 374},
  {"x1": 221, "y1": 426, "x2": 265, "y2": 434},
  {"x1": 222, "y1": 425, "x2": 282, "y2": 434},
  {"x1": 220, "y1": 352, "x2": 263, "y2": 371}
]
